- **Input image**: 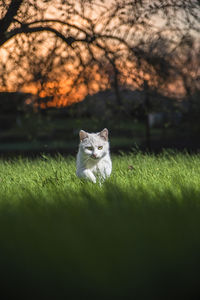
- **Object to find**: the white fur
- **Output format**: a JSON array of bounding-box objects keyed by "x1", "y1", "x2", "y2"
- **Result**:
[{"x1": 76, "y1": 129, "x2": 112, "y2": 183}]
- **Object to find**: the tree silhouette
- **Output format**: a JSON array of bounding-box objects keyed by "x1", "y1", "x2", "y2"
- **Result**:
[{"x1": 0, "y1": 0, "x2": 199, "y2": 106}]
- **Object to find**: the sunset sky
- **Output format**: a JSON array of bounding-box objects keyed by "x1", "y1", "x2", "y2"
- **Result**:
[{"x1": 0, "y1": 0, "x2": 199, "y2": 106}]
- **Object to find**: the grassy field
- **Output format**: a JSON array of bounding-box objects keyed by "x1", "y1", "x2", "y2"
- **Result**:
[{"x1": 1, "y1": 151, "x2": 200, "y2": 299}]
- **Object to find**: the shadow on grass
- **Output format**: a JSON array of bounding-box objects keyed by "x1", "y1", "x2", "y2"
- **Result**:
[{"x1": 0, "y1": 184, "x2": 200, "y2": 300}]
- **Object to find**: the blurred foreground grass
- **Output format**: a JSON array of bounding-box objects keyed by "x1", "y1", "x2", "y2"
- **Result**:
[{"x1": 0, "y1": 152, "x2": 200, "y2": 299}]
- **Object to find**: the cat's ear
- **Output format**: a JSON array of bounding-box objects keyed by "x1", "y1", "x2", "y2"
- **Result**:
[
  {"x1": 79, "y1": 130, "x2": 88, "y2": 141},
  {"x1": 100, "y1": 128, "x2": 108, "y2": 141}
]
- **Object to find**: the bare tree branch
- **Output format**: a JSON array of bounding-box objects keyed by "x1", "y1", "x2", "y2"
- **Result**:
[
  {"x1": 0, "y1": 0, "x2": 23, "y2": 33},
  {"x1": 0, "y1": 25, "x2": 94, "y2": 47}
]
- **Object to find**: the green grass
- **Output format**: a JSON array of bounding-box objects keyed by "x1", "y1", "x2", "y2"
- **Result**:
[{"x1": 1, "y1": 151, "x2": 200, "y2": 299}]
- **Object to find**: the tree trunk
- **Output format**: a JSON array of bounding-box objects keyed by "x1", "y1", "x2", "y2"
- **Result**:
[{"x1": 144, "y1": 80, "x2": 151, "y2": 150}]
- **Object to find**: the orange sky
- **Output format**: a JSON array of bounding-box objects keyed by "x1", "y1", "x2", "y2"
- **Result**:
[
  {"x1": 20, "y1": 68, "x2": 186, "y2": 109},
  {"x1": 0, "y1": 0, "x2": 197, "y2": 107},
  {"x1": 0, "y1": 32, "x2": 188, "y2": 107}
]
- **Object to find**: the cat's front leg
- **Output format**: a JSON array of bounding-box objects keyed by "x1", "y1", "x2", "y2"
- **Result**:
[
  {"x1": 81, "y1": 169, "x2": 96, "y2": 183},
  {"x1": 101, "y1": 161, "x2": 112, "y2": 180}
]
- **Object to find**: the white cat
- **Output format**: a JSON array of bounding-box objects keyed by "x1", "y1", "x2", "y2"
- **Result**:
[{"x1": 76, "y1": 128, "x2": 112, "y2": 183}]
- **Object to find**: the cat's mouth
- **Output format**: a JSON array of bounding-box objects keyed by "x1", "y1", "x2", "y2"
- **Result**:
[{"x1": 91, "y1": 155, "x2": 99, "y2": 159}]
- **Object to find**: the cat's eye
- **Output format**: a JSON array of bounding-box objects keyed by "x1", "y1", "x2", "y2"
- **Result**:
[
  {"x1": 86, "y1": 146, "x2": 93, "y2": 151},
  {"x1": 98, "y1": 146, "x2": 103, "y2": 150}
]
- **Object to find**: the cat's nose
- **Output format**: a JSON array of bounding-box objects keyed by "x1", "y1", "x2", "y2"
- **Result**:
[{"x1": 91, "y1": 153, "x2": 97, "y2": 158}]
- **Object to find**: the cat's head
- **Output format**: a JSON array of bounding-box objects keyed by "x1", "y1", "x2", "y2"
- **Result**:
[{"x1": 79, "y1": 128, "x2": 109, "y2": 159}]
